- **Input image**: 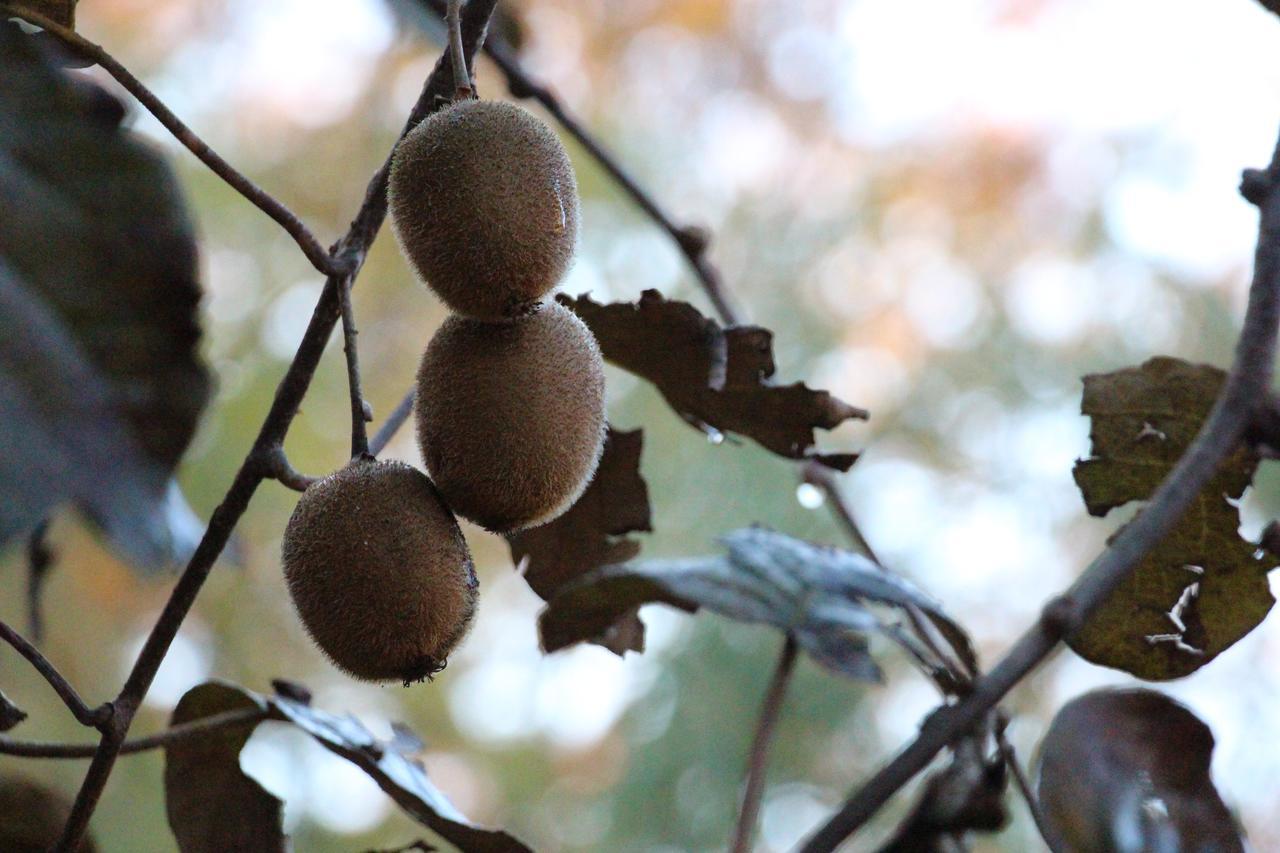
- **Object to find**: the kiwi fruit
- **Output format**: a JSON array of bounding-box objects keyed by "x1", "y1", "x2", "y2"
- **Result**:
[
  {"x1": 388, "y1": 99, "x2": 580, "y2": 321},
  {"x1": 281, "y1": 458, "x2": 477, "y2": 683},
  {"x1": 415, "y1": 301, "x2": 606, "y2": 532}
]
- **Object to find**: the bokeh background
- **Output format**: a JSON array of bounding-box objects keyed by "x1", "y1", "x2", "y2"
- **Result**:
[{"x1": 5, "y1": 0, "x2": 1280, "y2": 850}]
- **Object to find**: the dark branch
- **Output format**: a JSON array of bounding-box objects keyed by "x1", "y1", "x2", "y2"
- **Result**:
[
  {"x1": 0, "y1": 621, "x2": 109, "y2": 729},
  {"x1": 260, "y1": 445, "x2": 321, "y2": 493},
  {"x1": 0, "y1": 707, "x2": 266, "y2": 759},
  {"x1": 370, "y1": 387, "x2": 417, "y2": 457},
  {"x1": 994, "y1": 717, "x2": 1051, "y2": 846},
  {"x1": 338, "y1": 277, "x2": 371, "y2": 459},
  {"x1": 51, "y1": 5, "x2": 500, "y2": 848},
  {"x1": 800, "y1": 132, "x2": 1280, "y2": 852},
  {"x1": 0, "y1": 4, "x2": 347, "y2": 279},
  {"x1": 26, "y1": 518, "x2": 54, "y2": 642},
  {"x1": 730, "y1": 634, "x2": 798, "y2": 853},
  {"x1": 446, "y1": 0, "x2": 473, "y2": 100}
]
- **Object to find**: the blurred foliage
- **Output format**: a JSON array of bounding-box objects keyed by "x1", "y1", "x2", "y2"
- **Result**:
[{"x1": 4, "y1": 0, "x2": 1280, "y2": 851}]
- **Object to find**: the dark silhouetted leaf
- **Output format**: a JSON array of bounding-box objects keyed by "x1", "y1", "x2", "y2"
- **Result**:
[
  {"x1": 878, "y1": 735, "x2": 1006, "y2": 852},
  {"x1": 561, "y1": 290, "x2": 865, "y2": 469},
  {"x1": 0, "y1": 774, "x2": 97, "y2": 852},
  {"x1": 164, "y1": 681, "x2": 531, "y2": 853},
  {"x1": 1070, "y1": 357, "x2": 1276, "y2": 679},
  {"x1": 0, "y1": 25, "x2": 209, "y2": 570},
  {"x1": 541, "y1": 527, "x2": 958, "y2": 681},
  {"x1": 164, "y1": 683, "x2": 283, "y2": 853},
  {"x1": 509, "y1": 427, "x2": 651, "y2": 655},
  {"x1": 1038, "y1": 689, "x2": 1243, "y2": 853},
  {"x1": 0, "y1": 688, "x2": 27, "y2": 732}
]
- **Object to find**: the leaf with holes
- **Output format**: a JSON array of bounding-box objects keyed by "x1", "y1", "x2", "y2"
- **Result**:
[
  {"x1": 1069, "y1": 357, "x2": 1276, "y2": 680},
  {"x1": 540, "y1": 527, "x2": 961, "y2": 682},
  {"x1": 560, "y1": 290, "x2": 865, "y2": 469},
  {"x1": 0, "y1": 26, "x2": 209, "y2": 570},
  {"x1": 508, "y1": 427, "x2": 651, "y2": 655},
  {"x1": 163, "y1": 681, "x2": 531, "y2": 853},
  {"x1": 1037, "y1": 689, "x2": 1243, "y2": 852}
]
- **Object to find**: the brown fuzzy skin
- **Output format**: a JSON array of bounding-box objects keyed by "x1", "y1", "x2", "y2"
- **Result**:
[
  {"x1": 0, "y1": 776, "x2": 97, "y2": 852},
  {"x1": 388, "y1": 100, "x2": 580, "y2": 321},
  {"x1": 416, "y1": 302, "x2": 606, "y2": 533},
  {"x1": 281, "y1": 459, "x2": 477, "y2": 683}
]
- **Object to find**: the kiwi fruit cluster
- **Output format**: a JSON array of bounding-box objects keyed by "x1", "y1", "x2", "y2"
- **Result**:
[
  {"x1": 280, "y1": 99, "x2": 603, "y2": 683},
  {"x1": 390, "y1": 99, "x2": 606, "y2": 533}
]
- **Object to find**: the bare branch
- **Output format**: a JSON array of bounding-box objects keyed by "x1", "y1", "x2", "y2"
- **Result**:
[
  {"x1": 51, "y1": 5, "x2": 500, "y2": 848},
  {"x1": 338, "y1": 277, "x2": 371, "y2": 459},
  {"x1": 0, "y1": 707, "x2": 266, "y2": 759},
  {"x1": 730, "y1": 634, "x2": 798, "y2": 853},
  {"x1": 799, "y1": 134, "x2": 1280, "y2": 852},
  {"x1": 260, "y1": 445, "x2": 321, "y2": 493},
  {"x1": 26, "y1": 518, "x2": 53, "y2": 642},
  {"x1": 370, "y1": 387, "x2": 417, "y2": 457},
  {"x1": 446, "y1": 0, "x2": 472, "y2": 100},
  {"x1": 994, "y1": 717, "x2": 1052, "y2": 846},
  {"x1": 0, "y1": 4, "x2": 345, "y2": 279},
  {"x1": 0, "y1": 621, "x2": 109, "y2": 729}
]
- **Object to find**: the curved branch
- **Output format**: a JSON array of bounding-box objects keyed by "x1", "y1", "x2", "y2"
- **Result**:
[
  {"x1": 259, "y1": 445, "x2": 321, "y2": 493},
  {"x1": 370, "y1": 387, "x2": 417, "y2": 457},
  {"x1": 799, "y1": 136, "x2": 1280, "y2": 852},
  {"x1": 730, "y1": 634, "x2": 798, "y2": 853},
  {"x1": 0, "y1": 4, "x2": 344, "y2": 278},
  {"x1": 0, "y1": 707, "x2": 266, "y2": 759},
  {"x1": 0, "y1": 621, "x2": 109, "y2": 729}
]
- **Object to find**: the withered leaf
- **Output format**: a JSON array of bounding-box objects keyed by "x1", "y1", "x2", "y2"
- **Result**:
[
  {"x1": 164, "y1": 681, "x2": 531, "y2": 853},
  {"x1": 1037, "y1": 689, "x2": 1243, "y2": 852},
  {"x1": 164, "y1": 683, "x2": 283, "y2": 853},
  {"x1": 1070, "y1": 357, "x2": 1275, "y2": 680},
  {"x1": 540, "y1": 527, "x2": 960, "y2": 682},
  {"x1": 560, "y1": 290, "x2": 865, "y2": 469},
  {"x1": 0, "y1": 25, "x2": 209, "y2": 570},
  {"x1": 0, "y1": 688, "x2": 28, "y2": 732},
  {"x1": 877, "y1": 735, "x2": 1006, "y2": 852},
  {"x1": 508, "y1": 427, "x2": 651, "y2": 655}
]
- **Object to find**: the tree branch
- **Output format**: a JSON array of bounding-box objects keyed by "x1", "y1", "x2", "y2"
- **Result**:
[
  {"x1": 50, "y1": 5, "x2": 499, "y2": 849},
  {"x1": 0, "y1": 621, "x2": 109, "y2": 729},
  {"x1": 370, "y1": 387, "x2": 417, "y2": 457},
  {"x1": 730, "y1": 634, "x2": 798, "y2": 853},
  {"x1": 0, "y1": 707, "x2": 266, "y2": 759},
  {"x1": 338, "y1": 277, "x2": 371, "y2": 459},
  {"x1": 799, "y1": 134, "x2": 1280, "y2": 852},
  {"x1": 446, "y1": 0, "x2": 472, "y2": 100},
  {"x1": 0, "y1": 4, "x2": 346, "y2": 279},
  {"x1": 260, "y1": 445, "x2": 321, "y2": 493}
]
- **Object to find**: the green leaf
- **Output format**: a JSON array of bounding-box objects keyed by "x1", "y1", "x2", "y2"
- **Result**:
[
  {"x1": 1037, "y1": 689, "x2": 1243, "y2": 852},
  {"x1": 164, "y1": 681, "x2": 532, "y2": 853},
  {"x1": 540, "y1": 527, "x2": 963, "y2": 682},
  {"x1": 164, "y1": 684, "x2": 283, "y2": 853},
  {"x1": 508, "y1": 427, "x2": 651, "y2": 655},
  {"x1": 0, "y1": 25, "x2": 210, "y2": 570},
  {"x1": 561, "y1": 290, "x2": 865, "y2": 469},
  {"x1": 1069, "y1": 356, "x2": 1275, "y2": 680}
]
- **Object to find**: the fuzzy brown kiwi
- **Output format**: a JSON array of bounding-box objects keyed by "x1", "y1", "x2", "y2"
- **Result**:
[
  {"x1": 415, "y1": 301, "x2": 606, "y2": 533},
  {"x1": 0, "y1": 776, "x2": 98, "y2": 852},
  {"x1": 281, "y1": 458, "x2": 477, "y2": 683},
  {"x1": 388, "y1": 99, "x2": 580, "y2": 321}
]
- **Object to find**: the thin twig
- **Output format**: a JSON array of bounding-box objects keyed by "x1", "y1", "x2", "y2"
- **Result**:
[
  {"x1": 0, "y1": 4, "x2": 345, "y2": 279},
  {"x1": 0, "y1": 621, "x2": 109, "y2": 729},
  {"x1": 730, "y1": 634, "x2": 798, "y2": 853},
  {"x1": 51, "y1": 6, "x2": 499, "y2": 849},
  {"x1": 26, "y1": 518, "x2": 54, "y2": 643},
  {"x1": 338, "y1": 278, "x2": 371, "y2": 458},
  {"x1": 994, "y1": 717, "x2": 1052, "y2": 846},
  {"x1": 370, "y1": 387, "x2": 417, "y2": 457},
  {"x1": 799, "y1": 135, "x2": 1280, "y2": 853},
  {"x1": 0, "y1": 707, "x2": 267, "y2": 759},
  {"x1": 446, "y1": 0, "x2": 472, "y2": 100},
  {"x1": 260, "y1": 445, "x2": 321, "y2": 492}
]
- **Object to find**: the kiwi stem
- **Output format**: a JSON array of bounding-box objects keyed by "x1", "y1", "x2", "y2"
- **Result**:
[
  {"x1": 261, "y1": 445, "x2": 321, "y2": 492},
  {"x1": 729, "y1": 634, "x2": 797, "y2": 853},
  {"x1": 338, "y1": 277, "x2": 371, "y2": 458},
  {"x1": 995, "y1": 713, "x2": 1053, "y2": 844},
  {"x1": 0, "y1": 621, "x2": 111, "y2": 730},
  {"x1": 446, "y1": 0, "x2": 473, "y2": 100},
  {"x1": 0, "y1": 5, "x2": 349, "y2": 280},
  {"x1": 0, "y1": 707, "x2": 267, "y2": 759},
  {"x1": 370, "y1": 387, "x2": 417, "y2": 456}
]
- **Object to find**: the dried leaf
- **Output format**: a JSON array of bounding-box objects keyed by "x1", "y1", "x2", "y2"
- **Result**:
[
  {"x1": 1037, "y1": 689, "x2": 1243, "y2": 853},
  {"x1": 508, "y1": 427, "x2": 651, "y2": 654},
  {"x1": 0, "y1": 688, "x2": 28, "y2": 732},
  {"x1": 561, "y1": 291, "x2": 865, "y2": 469},
  {"x1": 164, "y1": 681, "x2": 531, "y2": 853},
  {"x1": 0, "y1": 25, "x2": 209, "y2": 570},
  {"x1": 541, "y1": 527, "x2": 959, "y2": 681},
  {"x1": 878, "y1": 735, "x2": 1006, "y2": 852},
  {"x1": 0, "y1": 774, "x2": 97, "y2": 852},
  {"x1": 164, "y1": 683, "x2": 284, "y2": 853},
  {"x1": 1070, "y1": 357, "x2": 1275, "y2": 679},
  {"x1": 8, "y1": 1, "x2": 77, "y2": 28}
]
